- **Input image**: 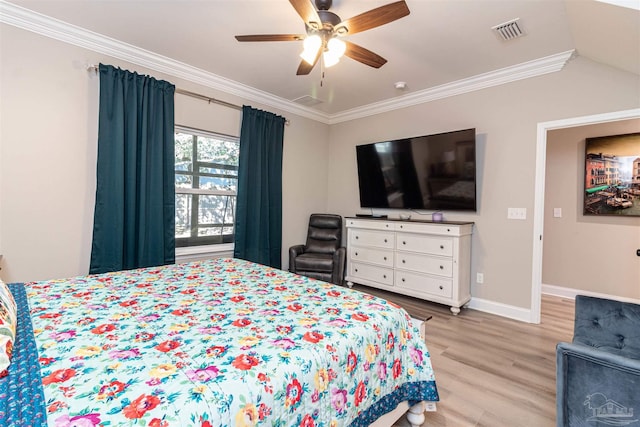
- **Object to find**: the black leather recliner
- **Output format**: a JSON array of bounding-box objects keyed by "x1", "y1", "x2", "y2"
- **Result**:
[{"x1": 289, "y1": 214, "x2": 346, "y2": 285}]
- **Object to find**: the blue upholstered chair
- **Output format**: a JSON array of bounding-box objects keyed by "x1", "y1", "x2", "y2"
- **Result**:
[{"x1": 556, "y1": 295, "x2": 640, "y2": 427}]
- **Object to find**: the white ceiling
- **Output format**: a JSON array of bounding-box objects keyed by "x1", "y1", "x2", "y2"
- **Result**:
[{"x1": 3, "y1": 0, "x2": 639, "y2": 119}]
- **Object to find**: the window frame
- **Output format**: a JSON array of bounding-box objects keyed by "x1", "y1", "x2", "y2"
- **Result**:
[{"x1": 174, "y1": 125, "x2": 239, "y2": 250}]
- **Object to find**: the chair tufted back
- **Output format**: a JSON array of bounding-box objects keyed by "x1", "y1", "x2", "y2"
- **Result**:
[
  {"x1": 304, "y1": 214, "x2": 343, "y2": 255},
  {"x1": 573, "y1": 295, "x2": 640, "y2": 360}
]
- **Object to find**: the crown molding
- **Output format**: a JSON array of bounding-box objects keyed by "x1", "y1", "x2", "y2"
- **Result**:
[
  {"x1": 0, "y1": 1, "x2": 331, "y2": 123},
  {"x1": 1, "y1": 1, "x2": 574, "y2": 125},
  {"x1": 328, "y1": 50, "x2": 576, "y2": 124}
]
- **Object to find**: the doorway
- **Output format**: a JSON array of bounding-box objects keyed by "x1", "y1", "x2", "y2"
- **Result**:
[{"x1": 530, "y1": 108, "x2": 640, "y2": 323}]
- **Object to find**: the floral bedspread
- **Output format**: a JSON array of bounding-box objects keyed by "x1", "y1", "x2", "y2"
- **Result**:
[{"x1": 25, "y1": 258, "x2": 438, "y2": 426}]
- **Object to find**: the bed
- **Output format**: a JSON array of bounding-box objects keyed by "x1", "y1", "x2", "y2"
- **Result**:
[{"x1": 1, "y1": 258, "x2": 438, "y2": 426}]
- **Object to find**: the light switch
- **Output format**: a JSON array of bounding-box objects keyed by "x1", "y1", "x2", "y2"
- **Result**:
[
  {"x1": 507, "y1": 208, "x2": 527, "y2": 220},
  {"x1": 553, "y1": 208, "x2": 562, "y2": 218}
]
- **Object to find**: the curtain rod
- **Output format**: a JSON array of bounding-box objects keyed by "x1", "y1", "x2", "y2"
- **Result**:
[
  {"x1": 87, "y1": 65, "x2": 289, "y2": 125},
  {"x1": 175, "y1": 88, "x2": 241, "y2": 111}
]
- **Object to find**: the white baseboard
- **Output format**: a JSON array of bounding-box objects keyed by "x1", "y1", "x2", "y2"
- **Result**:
[
  {"x1": 542, "y1": 283, "x2": 640, "y2": 304},
  {"x1": 446, "y1": 286, "x2": 638, "y2": 325},
  {"x1": 467, "y1": 297, "x2": 533, "y2": 323}
]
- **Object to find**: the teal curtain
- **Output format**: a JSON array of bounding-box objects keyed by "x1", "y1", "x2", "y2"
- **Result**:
[
  {"x1": 90, "y1": 64, "x2": 176, "y2": 274},
  {"x1": 233, "y1": 106, "x2": 285, "y2": 268}
]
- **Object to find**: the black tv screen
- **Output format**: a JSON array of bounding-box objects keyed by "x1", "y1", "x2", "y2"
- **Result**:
[{"x1": 356, "y1": 128, "x2": 477, "y2": 211}]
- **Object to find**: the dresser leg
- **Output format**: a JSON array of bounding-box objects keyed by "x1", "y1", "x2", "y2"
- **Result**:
[
  {"x1": 450, "y1": 306, "x2": 461, "y2": 315},
  {"x1": 346, "y1": 281, "x2": 354, "y2": 289}
]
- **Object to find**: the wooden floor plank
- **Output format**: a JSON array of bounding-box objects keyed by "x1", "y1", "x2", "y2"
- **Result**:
[{"x1": 352, "y1": 285, "x2": 574, "y2": 427}]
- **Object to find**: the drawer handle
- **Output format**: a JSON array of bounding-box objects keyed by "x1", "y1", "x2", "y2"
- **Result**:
[
  {"x1": 383, "y1": 274, "x2": 387, "y2": 279},
  {"x1": 402, "y1": 241, "x2": 406, "y2": 245},
  {"x1": 384, "y1": 239, "x2": 388, "y2": 243},
  {"x1": 439, "y1": 285, "x2": 443, "y2": 290},
  {"x1": 383, "y1": 256, "x2": 387, "y2": 261},
  {"x1": 402, "y1": 259, "x2": 406, "y2": 264},
  {"x1": 447, "y1": 228, "x2": 451, "y2": 232},
  {"x1": 386, "y1": 224, "x2": 389, "y2": 228},
  {"x1": 401, "y1": 278, "x2": 405, "y2": 282},
  {"x1": 356, "y1": 236, "x2": 359, "y2": 239},
  {"x1": 440, "y1": 245, "x2": 444, "y2": 249},
  {"x1": 440, "y1": 265, "x2": 444, "y2": 270},
  {"x1": 355, "y1": 252, "x2": 358, "y2": 256}
]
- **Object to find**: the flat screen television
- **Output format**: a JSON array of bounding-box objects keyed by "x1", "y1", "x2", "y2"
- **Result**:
[{"x1": 356, "y1": 128, "x2": 477, "y2": 211}]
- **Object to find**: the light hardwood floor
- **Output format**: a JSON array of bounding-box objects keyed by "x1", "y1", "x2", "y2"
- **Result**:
[{"x1": 352, "y1": 285, "x2": 575, "y2": 427}]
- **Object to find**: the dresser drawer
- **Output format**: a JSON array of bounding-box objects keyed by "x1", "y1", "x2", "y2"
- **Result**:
[
  {"x1": 395, "y1": 221, "x2": 469, "y2": 236},
  {"x1": 396, "y1": 233, "x2": 453, "y2": 256},
  {"x1": 349, "y1": 262, "x2": 394, "y2": 286},
  {"x1": 346, "y1": 219, "x2": 394, "y2": 231},
  {"x1": 395, "y1": 270, "x2": 452, "y2": 298},
  {"x1": 395, "y1": 252, "x2": 453, "y2": 277},
  {"x1": 349, "y1": 229, "x2": 394, "y2": 249},
  {"x1": 349, "y1": 247, "x2": 393, "y2": 267}
]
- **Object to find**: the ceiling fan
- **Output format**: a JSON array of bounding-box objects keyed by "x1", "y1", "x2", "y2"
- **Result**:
[{"x1": 235, "y1": 0, "x2": 410, "y2": 75}]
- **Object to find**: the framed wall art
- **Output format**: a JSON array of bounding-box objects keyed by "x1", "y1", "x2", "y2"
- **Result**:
[{"x1": 583, "y1": 132, "x2": 640, "y2": 216}]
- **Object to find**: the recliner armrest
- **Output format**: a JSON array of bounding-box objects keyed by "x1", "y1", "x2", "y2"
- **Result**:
[
  {"x1": 331, "y1": 247, "x2": 346, "y2": 286},
  {"x1": 289, "y1": 244, "x2": 306, "y2": 273},
  {"x1": 556, "y1": 341, "x2": 640, "y2": 427}
]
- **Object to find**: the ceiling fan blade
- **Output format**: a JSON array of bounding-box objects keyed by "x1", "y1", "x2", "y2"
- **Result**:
[
  {"x1": 343, "y1": 41, "x2": 387, "y2": 68},
  {"x1": 296, "y1": 48, "x2": 322, "y2": 75},
  {"x1": 235, "y1": 34, "x2": 306, "y2": 42},
  {"x1": 338, "y1": 1, "x2": 410, "y2": 35},
  {"x1": 289, "y1": 0, "x2": 322, "y2": 29}
]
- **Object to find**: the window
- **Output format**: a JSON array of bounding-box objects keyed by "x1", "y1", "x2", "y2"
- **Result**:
[{"x1": 175, "y1": 127, "x2": 239, "y2": 247}]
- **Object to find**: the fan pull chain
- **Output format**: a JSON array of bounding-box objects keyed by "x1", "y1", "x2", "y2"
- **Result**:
[{"x1": 320, "y1": 58, "x2": 324, "y2": 87}]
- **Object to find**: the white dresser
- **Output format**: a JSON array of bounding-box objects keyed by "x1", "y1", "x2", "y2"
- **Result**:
[{"x1": 345, "y1": 218, "x2": 474, "y2": 315}]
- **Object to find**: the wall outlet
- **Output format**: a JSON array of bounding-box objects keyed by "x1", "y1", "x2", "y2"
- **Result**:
[
  {"x1": 553, "y1": 207, "x2": 562, "y2": 218},
  {"x1": 476, "y1": 272, "x2": 484, "y2": 284}
]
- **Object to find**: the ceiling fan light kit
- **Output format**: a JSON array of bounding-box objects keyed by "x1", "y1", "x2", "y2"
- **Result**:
[
  {"x1": 235, "y1": 0, "x2": 411, "y2": 75},
  {"x1": 300, "y1": 34, "x2": 346, "y2": 67},
  {"x1": 300, "y1": 34, "x2": 322, "y2": 64},
  {"x1": 322, "y1": 50, "x2": 340, "y2": 67},
  {"x1": 323, "y1": 37, "x2": 347, "y2": 67},
  {"x1": 327, "y1": 38, "x2": 346, "y2": 57}
]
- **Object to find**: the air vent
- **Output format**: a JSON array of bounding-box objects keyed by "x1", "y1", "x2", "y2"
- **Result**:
[
  {"x1": 492, "y1": 18, "x2": 525, "y2": 41},
  {"x1": 292, "y1": 95, "x2": 323, "y2": 106}
]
